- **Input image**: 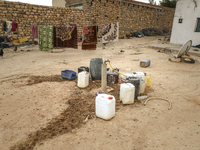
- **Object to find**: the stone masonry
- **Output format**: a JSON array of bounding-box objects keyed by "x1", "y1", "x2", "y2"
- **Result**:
[
  {"x1": 76, "y1": 0, "x2": 175, "y2": 37},
  {"x1": 0, "y1": 1, "x2": 86, "y2": 40},
  {"x1": 0, "y1": 0, "x2": 174, "y2": 40}
]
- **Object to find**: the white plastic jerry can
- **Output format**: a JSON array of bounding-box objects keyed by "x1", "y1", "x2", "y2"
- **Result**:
[
  {"x1": 95, "y1": 94, "x2": 115, "y2": 120},
  {"x1": 120, "y1": 83, "x2": 135, "y2": 104},
  {"x1": 77, "y1": 71, "x2": 89, "y2": 88}
]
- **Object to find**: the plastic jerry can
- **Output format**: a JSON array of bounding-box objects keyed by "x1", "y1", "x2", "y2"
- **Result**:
[
  {"x1": 140, "y1": 59, "x2": 151, "y2": 67},
  {"x1": 133, "y1": 72, "x2": 146, "y2": 94},
  {"x1": 107, "y1": 73, "x2": 119, "y2": 84},
  {"x1": 125, "y1": 77, "x2": 140, "y2": 99},
  {"x1": 77, "y1": 71, "x2": 89, "y2": 88},
  {"x1": 147, "y1": 75, "x2": 151, "y2": 87},
  {"x1": 95, "y1": 94, "x2": 115, "y2": 120},
  {"x1": 140, "y1": 79, "x2": 146, "y2": 94},
  {"x1": 120, "y1": 83, "x2": 135, "y2": 104}
]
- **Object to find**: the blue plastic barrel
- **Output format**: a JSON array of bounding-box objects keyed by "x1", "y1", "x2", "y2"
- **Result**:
[
  {"x1": 61, "y1": 70, "x2": 76, "y2": 80},
  {"x1": 90, "y1": 58, "x2": 103, "y2": 80}
]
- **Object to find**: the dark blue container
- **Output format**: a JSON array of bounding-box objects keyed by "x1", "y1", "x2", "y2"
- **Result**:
[{"x1": 61, "y1": 70, "x2": 76, "y2": 80}]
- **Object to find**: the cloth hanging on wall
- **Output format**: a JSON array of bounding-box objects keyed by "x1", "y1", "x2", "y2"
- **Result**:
[
  {"x1": 82, "y1": 25, "x2": 97, "y2": 50},
  {"x1": 5, "y1": 21, "x2": 12, "y2": 37},
  {"x1": 3, "y1": 21, "x2": 7, "y2": 31},
  {"x1": 39, "y1": 25, "x2": 53, "y2": 51},
  {"x1": 31, "y1": 25, "x2": 38, "y2": 38},
  {"x1": 11, "y1": 21, "x2": 18, "y2": 32},
  {"x1": 53, "y1": 26, "x2": 78, "y2": 49},
  {"x1": 102, "y1": 22, "x2": 119, "y2": 44}
]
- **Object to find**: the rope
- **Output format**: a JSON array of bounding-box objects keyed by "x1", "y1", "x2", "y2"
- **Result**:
[{"x1": 144, "y1": 97, "x2": 172, "y2": 110}]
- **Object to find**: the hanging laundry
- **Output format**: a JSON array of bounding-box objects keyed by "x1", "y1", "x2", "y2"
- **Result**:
[
  {"x1": 31, "y1": 25, "x2": 38, "y2": 38},
  {"x1": 102, "y1": 22, "x2": 119, "y2": 44},
  {"x1": 11, "y1": 21, "x2": 18, "y2": 32},
  {"x1": 53, "y1": 26, "x2": 78, "y2": 49},
  {"x1": 2, "y1": 21, "x2": 7, "y2": 31},
  {"x1": 82, "y1": 25, "x2": 97, "y2": 50},
  {"x1": 5, "y1": 21, "x2": 12, "y2": 37},
  {"x1": 38, "y1": 25, "x2": 53, "y2": 51},
  {"x1": 70, "y1": 24, "x2": 76, "y2": 27}
]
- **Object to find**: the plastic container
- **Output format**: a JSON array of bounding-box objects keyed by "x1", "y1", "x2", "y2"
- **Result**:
[
  {"x1": 133, "y1": 72, "x2": 146, "y2": 94},
  {"x1": 107, "y1": 73, "x2": 119, "y2": 84},
  {"x1": 125, "y1": 67, "x2": 132, "y2": 74},
  {"x1": 121, "y1": 73, "x2": 133, "y2": 82},
  {"x1": 120, "y1": 83, "x2": 135, "y2": 104},
  {"x1": 125, "y1": 77, "x2": 140, "y2": 99},
  {"x1": 140, "y1": 59, "x2": 151, "y2": 67},
  {"x1": 133, "y1": 72, "x2": 145, "y2": 81},
  {"x1": 95, "y1": 94, "x2": 115, "y2": 120},
  {"x1": 147, "y1": 75, "x2": 151, "y2": 87},
  {"x1": 77, "y1": 71, "x2": 89, "y2": 88},
  {"x1": 61, "y1": 70, "x2": 76, "y2": 80},
  {"x1": 140, "y1": 79, "x2": 146, "y2": 94},
  {"x1": 78, "y1": 66, "x2": 89, "y2": 73},
  {"x1": 90, "y1": 58, "x2": 103, "y2": 80},
  {"x1": 137, "y1": 95, "x2": 148, "y2": 100}
]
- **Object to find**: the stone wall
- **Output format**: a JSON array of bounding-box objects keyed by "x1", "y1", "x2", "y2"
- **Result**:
[
  {"x1": 0, "y1": 0, "x2": 175, "y2": 41},
  {"x1": 83, "y1": 0, "x2": 175, "y2": 37},
  {"x1": 0, "y1": 1, "x2": 86, "y2": 40}
]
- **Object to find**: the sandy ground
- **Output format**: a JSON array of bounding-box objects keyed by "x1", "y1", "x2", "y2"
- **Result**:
[{"x1": 0, "y1": 36, "x2": 200, "y2": 150}]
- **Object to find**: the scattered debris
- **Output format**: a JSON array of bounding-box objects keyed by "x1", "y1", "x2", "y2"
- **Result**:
[
  {"x1": 137, "y1": 95, "x2": 148, "y2": 100},
  {"x1": 130, "y1": 52, "x2": 143, "y2": 55},
  {"x1": 131, "y1": 32, "x2": 144, "y2": 38},
  {"x1": 106, "y1": 86, "x2": 114, "y2": 93},
  {"x1": 83, "y1": 115, "x2": 90, "y2": 123},
  {"x1": 0, "y1": 48, "x2": 4, "y2": 57},
  {"x1": 51, "y1": 49, "x2": 65, "y2": 53},
  {"x1": 13, "y1": 45, "x2": 17, "y2": 52},
  {"x1": 132, "y1": 59, "x2": 140, "y2": 61}
]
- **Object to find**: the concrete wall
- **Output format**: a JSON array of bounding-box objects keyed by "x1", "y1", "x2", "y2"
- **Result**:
[
  {"x1": 170, "y1": 0, "x2": 200, "y2": 45},
  {"x1": 52, "y1": 0, "x2": 65, "y2": 7}
]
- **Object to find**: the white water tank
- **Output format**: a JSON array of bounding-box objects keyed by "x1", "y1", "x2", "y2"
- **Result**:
[
  {"x1": 77, "y1": 71, "x2": 89, "y2": 88},
  {"x1": 120, "y1": 83, "x2": 135, "y2": 104},
  {"x1": 95, "y1": 94, "x2": 115, "y2": 120}
]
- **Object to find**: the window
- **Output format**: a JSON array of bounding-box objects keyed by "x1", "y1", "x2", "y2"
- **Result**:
[
  {"x1": 69, "y1": 4, "x2": 83, "y2": 9},
  {"x1": 195, "y1": 18, "x2": 200, "y2": 32}
]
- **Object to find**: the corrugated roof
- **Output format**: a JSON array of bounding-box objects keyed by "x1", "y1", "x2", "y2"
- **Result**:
[{"x1": 124, "y1": 0, "x2": 175, "y2": 10}]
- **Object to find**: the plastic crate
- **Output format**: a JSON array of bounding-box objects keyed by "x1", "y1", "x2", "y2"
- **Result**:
[{"x1": 61, "y1": 70, "x2": 76, "y2": 80}]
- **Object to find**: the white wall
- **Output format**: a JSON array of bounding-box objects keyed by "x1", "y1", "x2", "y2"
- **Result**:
[
  {"x1": 170, "y1": 0, "x2": 200, "y2": 45},
  {"x1": 52, "y1": 0, "x2": 65, "y2": 7}
]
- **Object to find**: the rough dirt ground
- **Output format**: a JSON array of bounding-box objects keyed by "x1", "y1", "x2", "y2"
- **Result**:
[{"x1": 0, "y1": 36, "x2": 200, "y2": 150}]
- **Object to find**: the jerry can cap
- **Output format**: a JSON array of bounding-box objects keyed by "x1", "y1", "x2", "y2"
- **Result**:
[{"x1": 108, "y1": 97, "x2": 113, "y2": 100}]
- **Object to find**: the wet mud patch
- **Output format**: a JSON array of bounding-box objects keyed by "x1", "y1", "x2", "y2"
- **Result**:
[
  {"x1": 27, "y1": 75, "x2": 68, "y2": 85},
  {"x1": 185, "y1": 97, "x2": 200, "y2": 107},
  {"x1": 10, "y1": 80, "x2": 153, "y2": 150}
]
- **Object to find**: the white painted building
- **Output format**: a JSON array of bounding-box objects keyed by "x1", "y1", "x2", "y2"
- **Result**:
[{"x1": 170, "y1": 0, "x2": 200, "y2": 45}]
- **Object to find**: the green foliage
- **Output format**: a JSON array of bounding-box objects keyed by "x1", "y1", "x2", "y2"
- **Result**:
[
  {"x1": 149, "y1": 0, "x2": 157, "y2": 5},
  {"x1": 159, "y1": 0, "x2": 178, "y2": 8}
]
